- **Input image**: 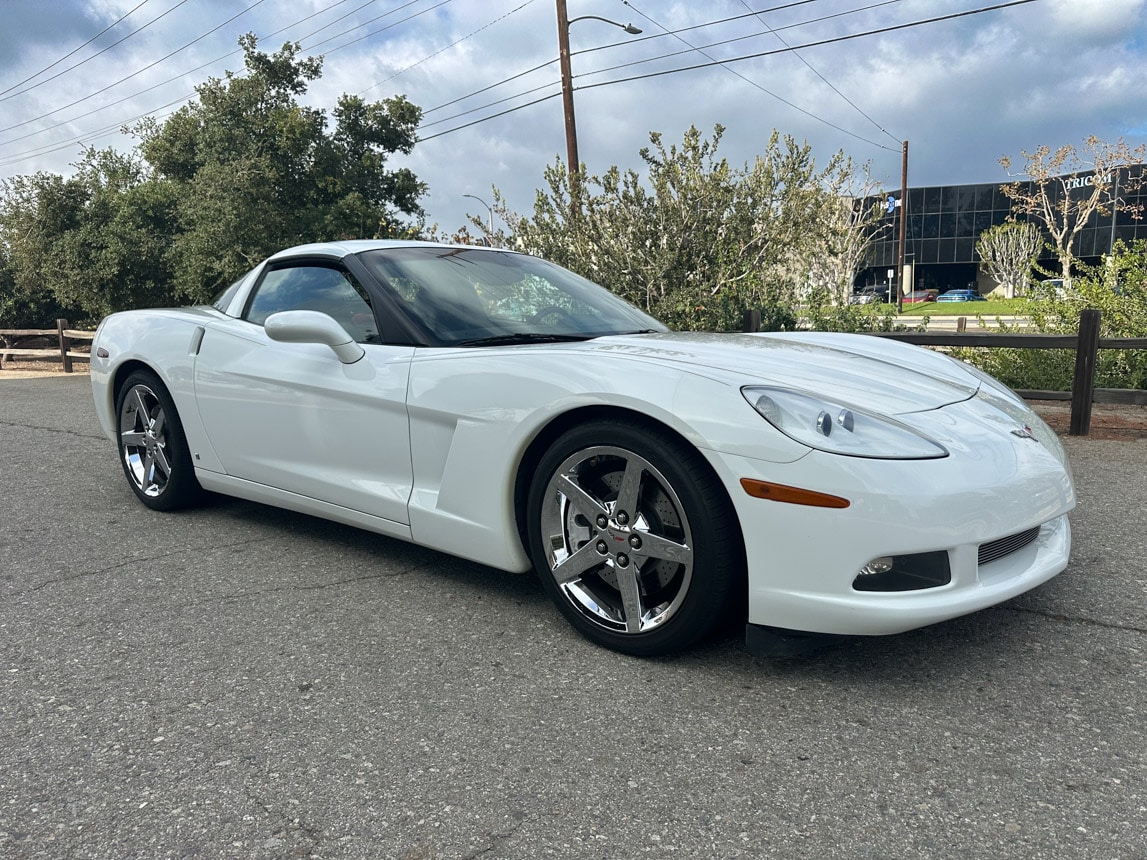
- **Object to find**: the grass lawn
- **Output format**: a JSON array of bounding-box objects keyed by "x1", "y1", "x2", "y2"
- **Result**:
[{"x1": 896, "y1": 299, "x2": 1026, "y2": 317}]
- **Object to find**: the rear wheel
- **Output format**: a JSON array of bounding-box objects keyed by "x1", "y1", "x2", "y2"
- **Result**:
[
  {"x1": 115, "y1": 370, "x2": 200, "y2": 511},
  {"x1": 527, "y1": 420, "x2": 743, "y2": 656}
]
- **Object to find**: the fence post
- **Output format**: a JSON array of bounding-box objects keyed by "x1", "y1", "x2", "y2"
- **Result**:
[
  {"x1": 56, "y1": 319, "x2": 73, "y2": 373},
  {"x1": 1069, "y1": 309, "x2": 1101, "y2": 436},
  {"x1": 956, "y1": 316, "x2": 967, "y2": 333},
  {"x1": 742, "y1": 309, "x2": 761, "y2": 333}
]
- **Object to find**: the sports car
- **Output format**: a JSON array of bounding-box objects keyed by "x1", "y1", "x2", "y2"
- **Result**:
[{"x1": 90, "y1": 240, "x2": 1075, "y2": 657}]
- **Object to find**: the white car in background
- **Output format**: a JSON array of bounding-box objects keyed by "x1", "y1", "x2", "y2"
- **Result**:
[{"x1": 90, "y1": 241, "x2": 1075, "y2": 657}]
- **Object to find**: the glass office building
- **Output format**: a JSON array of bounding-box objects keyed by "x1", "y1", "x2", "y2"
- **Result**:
[{"x1": 859, "y1": 165, "x2": 1147, "y2": 295}]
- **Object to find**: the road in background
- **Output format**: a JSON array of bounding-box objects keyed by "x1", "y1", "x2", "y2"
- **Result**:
[{"x1": 1, "y1": 376, "x2": 1144, "y2": 859}]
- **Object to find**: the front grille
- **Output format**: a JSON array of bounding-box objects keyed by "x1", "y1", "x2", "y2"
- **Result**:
[{"x1": 978, "y1": 525, "x2": 1041, "y2": 566}]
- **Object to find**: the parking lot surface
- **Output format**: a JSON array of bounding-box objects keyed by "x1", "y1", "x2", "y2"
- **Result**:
[{"x1": 1, "y1": 376, "x2": 1145, "y2": 859}]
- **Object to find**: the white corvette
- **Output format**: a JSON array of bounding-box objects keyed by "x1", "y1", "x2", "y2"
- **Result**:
[{"x1": 90, "y1": 240, "x2": 1075, "y2": 656}]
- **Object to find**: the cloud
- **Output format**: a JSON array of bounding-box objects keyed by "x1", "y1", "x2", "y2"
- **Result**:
[
  {"x1": 1044, "y1": 0, "x2": 1145, "y2": 41},
  {"x1": 0, "y1": 0, "x2": 1144, "y2": 236}
]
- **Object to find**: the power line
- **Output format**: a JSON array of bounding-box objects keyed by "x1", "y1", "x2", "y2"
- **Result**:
[
  {"x1": 419, "y1": 77, "x2": 558, "y2": 130},
  {"x1": 580, "y1": 1, "x2": 1040, "y2": 93},
  {"x1": 360, "y1": 0, "x2": 538, "y2": 96},
  {"x1": 619, "y1": 0, "x2": 895, "y2": 150},
  {"x1": 423, "y1": 0, "x2": 897, "y2": 124},
  {"x1": 0, "y1": 0, "x2": 409, "y2": 162},
  {"x1": 416, "y1": 0, "x2": 1040, "y2": 143},
  {"x1": 0, "y1": 0, "x2": 274, "y2": 137},
  {"x1": 585, "y1": 0, "x2": 909, "y2": 84},
  {"x1": 302, "y1": 0, "x2": 451, "y2": 53},
  {"x1": 418, "y1": 92, "x2": 562, "y2": 142},
  {"x1": 0, "y1": 0, "x2": 1040, "y2": 169},
  {"x1": 0, "y1": 0, "x2": 196, "y2": 104},
  {"x1": 0, "y1": 0, "x2": 155, "y2": 100},
  {"x1": 420, "y1": 57, "x2": 555, "y2": 117},
  {"x1": 729, "y1": 0, "x2": 902, "y2": 146}
]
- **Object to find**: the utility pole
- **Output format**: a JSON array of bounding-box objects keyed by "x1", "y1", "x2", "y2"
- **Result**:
[
  {"x1": 897, "y1": 140, "x2": 908, "y2": 313},
  {"x1": 555, "y1": 0, "x2": 579, "y2": 185},
  {"x1": 554, "y1": 1, "x2": 640, "y2": 191}
]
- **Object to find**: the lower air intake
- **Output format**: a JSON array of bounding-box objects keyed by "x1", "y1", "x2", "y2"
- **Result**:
[{"x1": 979, "y1": 526, "x2": 1041, "y2": 567}]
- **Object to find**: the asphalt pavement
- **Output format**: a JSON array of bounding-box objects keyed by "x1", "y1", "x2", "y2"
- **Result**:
[{"x1": 1, "y1": 375, "x2": 1144, "y2": 859}]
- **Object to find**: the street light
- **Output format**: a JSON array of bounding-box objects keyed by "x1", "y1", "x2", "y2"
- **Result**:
[
  {"x1": 462, "y1": 193, "x2": 494, "y2": 233},
  {"x1": 555, "y1": 0, "x2": 641, "y2": 182}
]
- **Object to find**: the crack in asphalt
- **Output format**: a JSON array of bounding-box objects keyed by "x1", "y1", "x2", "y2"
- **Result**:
[
  {"x1": 1007, "y1": 605, "x2": 1147, "y2": 635},
  {"x1": 245, "y1": 789, "x2": 322, "y2": 857},
  {"x1": 459, "y1": 820, "x2": 528, "y2": 859},
  {"x1": 0, "y1": 418, "x2": 106, "y2": 441},
  {"x1": 172, "y1": 566, "x2": 424, "y2": 610},
  {"x1": 29, "y1": 536, "x2": 282, "y2": 591}
]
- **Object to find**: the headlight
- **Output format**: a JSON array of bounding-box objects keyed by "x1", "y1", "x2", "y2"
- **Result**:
[{"x1": 742, "y1": 386, "x2": 948, "y2": 460}]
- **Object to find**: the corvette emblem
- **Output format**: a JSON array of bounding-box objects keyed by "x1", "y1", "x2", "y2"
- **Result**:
[{"x1": 1011, "y1": 425, "x2": 1038, "y2": 441}]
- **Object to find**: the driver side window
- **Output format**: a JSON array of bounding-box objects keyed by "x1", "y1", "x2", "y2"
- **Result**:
[{"x1": 244, "y1": 264, "x2": 379, "y2": 343}]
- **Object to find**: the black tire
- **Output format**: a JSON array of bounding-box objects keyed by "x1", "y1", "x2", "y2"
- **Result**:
[
  {"x1": 114, "y1": 370, "x2": 201, "y2": 511},
  {"x1": 526, "y1": 419, "x2": 744, "y2": 656}
]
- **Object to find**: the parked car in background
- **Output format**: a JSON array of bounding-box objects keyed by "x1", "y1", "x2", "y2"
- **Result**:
[
  {"x1": 1035, "y1": 278, "x2": 1073, "y2": 299},
  {"x1": 937, "y1": 289, "x2": 987, "y2": 303},
  {"x1": 902, "y1": 290, "x2": 937, "y2": 303},
  {"x1": 848, "y1": 286, "x2": 888, "y2": 305}
]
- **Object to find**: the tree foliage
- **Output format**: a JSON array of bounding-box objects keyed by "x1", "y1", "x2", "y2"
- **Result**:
[
  {"x1": 1, "y1": 147, "x2": 174, "y2": 321},
  {"x1": 955, "y1": 240, "x2": 1147, "y2": 391},
  {"x1": 487, "y1": 126, "x2": 871, "y2": 331},
  {"x1": 999, "y1": 136, "x2": 1145, "y2": 283},
  {"x1": 804, "y1": 161, "x2": 888, "y2": 306},
  {"x1": 975, "y1": 221, "x2": 1042, "y2": 298},
  {"x1": 0, "y1": 36, "x2": 425, "y2": 322}
]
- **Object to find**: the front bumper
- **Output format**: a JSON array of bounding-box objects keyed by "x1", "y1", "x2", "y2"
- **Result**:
[{"x1": 705, "y1": 394, "x2": 1076, "y2": 638}]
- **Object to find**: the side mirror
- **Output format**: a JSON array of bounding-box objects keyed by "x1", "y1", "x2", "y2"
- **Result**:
[{"x1": 264, "y1": 310, "x2": 365, "y2": 364}]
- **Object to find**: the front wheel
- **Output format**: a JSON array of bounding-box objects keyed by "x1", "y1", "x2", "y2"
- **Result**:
[
  {"x1": 526, "y1": 420, "x2": 744, "y2": 656},
  {"x1": 115, "y1": 370, "x2": 200, "y2": 511}
]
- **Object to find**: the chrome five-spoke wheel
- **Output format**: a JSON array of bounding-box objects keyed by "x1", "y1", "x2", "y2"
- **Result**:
[
  {"x1": 540, "y1": 445, "x2": 693, "y2": 635},
  {"x1": 528, "y1": 420, "x2": 743, "y2": 656},
  {"x1": 115, "y1": 370, "x2": 199, "y2": 511},
  {"x1": 120, "y1": 382, "x2": 172, "y2": 498}
]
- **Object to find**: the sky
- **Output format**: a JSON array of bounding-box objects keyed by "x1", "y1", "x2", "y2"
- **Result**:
[{"x1": 1, "y1": 0, "x2": 1145, "y2": 236}]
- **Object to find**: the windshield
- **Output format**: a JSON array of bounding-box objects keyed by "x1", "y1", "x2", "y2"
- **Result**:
[{"x1": 357, "y1": 247, "x2": 666, "y2": 346}]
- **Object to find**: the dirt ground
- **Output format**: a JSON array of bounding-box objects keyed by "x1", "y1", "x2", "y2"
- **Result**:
[
  {"x1": 0, "y1": 359, "x2": 91, "y2": 379},
  {"x1": 2, "y1": 358, "x2": 1145, "y2": 440},
  {"x1": 1027, "y1": 400, "x2": 1147, "y2": 441}
]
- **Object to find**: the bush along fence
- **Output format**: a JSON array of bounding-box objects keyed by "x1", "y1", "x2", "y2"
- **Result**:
[
  {"x1": 743, "y1": 308, "x2": 1147, "y2": 436},
  {"x1": 2, "y1": 312, "x2": 1143, "y2": 436},
  {"x1": 0, "y1": 320, "x2": 94, "y2": 373}
]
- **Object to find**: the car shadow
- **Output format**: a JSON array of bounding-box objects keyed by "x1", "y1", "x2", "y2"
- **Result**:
[{"x1": 191, "y1": 493, "x2": 1057, "y2": 684}]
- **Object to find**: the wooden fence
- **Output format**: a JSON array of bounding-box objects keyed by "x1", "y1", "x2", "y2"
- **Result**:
[
  {"x1": 2, "y1": 312, "x2": 1144, "y2": 437},
  {"x1": 742, "y1": 308, "x2": 1147, "y2": 436},
  {"x1": 0, "y1": 320, "x2": 93, "y2": 373}
]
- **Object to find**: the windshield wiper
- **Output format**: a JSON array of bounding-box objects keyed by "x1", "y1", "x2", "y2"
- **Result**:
[{"x1": 455, "y1": 333, "x2": 598, "y2": 347}]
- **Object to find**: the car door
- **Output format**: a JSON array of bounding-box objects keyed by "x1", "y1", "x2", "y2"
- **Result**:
[{"x1": 193, "y1": 258, "x2": 415, "y2": 526}]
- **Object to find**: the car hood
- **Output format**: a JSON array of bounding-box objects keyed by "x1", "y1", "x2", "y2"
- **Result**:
[{"x1": 586, "y1": 331, "x2": 979, "y2": 416}]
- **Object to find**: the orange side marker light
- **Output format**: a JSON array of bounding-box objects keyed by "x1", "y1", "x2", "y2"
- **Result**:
[{"x1": 740, "y1": 478, "x2": 850, "y2": 508}]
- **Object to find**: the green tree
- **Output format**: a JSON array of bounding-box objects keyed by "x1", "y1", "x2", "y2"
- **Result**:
[
  {"x1": 137, "y1": 34, "x2": 424, "y2": 302},
  {"x1": 954, "y1": 240, "x2": 1147, "y2": 391},
  {"x1": 0, "y1": 242, "x2": 81, "y2": 328},
  {"x1": 1, "y1": 147, "x2": 176, "y2": 320},
  {"x1": 976, "y1": 221, "x2": 1042, "y2": 298},
  {"x1": 0, "y1": 36, "x2": 426, "y2": 318},
  {"x1": 804, "y1": 159, "x2": 888, "y2": 306},
  {"x1": 489, "y1": 125, "x2": 857, "y2": 331}
]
